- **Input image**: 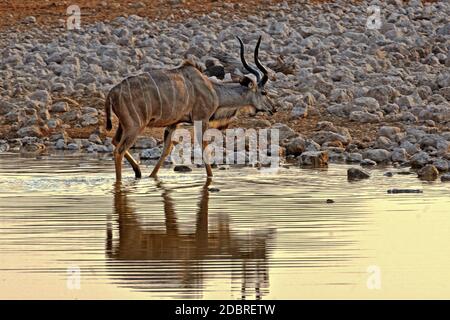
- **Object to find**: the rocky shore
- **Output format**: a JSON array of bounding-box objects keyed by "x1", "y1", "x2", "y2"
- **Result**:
[{"x1": 0, "y1": 0, "x2": 449, "y2": 181}]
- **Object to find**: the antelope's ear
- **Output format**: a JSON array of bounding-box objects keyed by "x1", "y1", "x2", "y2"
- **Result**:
[{"x1": 239, "y1": 75, "x2": 257, "y2": 90}]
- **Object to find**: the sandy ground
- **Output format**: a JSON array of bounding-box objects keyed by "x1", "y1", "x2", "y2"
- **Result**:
[
  {"x1": 0, "y1": 0, "x2": 291, "y2": 30},
  {"x1": 0, "y1": 0, "x2": 438, "y2": 31}
]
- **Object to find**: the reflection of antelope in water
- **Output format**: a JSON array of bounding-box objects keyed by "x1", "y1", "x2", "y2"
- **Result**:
[{"x1": 106, "y1": 179, "x2": 275, "y2": 299}]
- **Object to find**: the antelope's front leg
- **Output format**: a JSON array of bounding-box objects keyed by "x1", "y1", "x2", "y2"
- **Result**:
[
  {"x1": 150, "y1": 125, "x2": 177, "y2": 178},
  {"x1": 199, "y1": 121, "x2": 213, "y2": 177}
]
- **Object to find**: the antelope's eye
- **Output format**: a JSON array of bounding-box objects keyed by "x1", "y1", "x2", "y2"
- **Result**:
[{"x1": 261, "y1": 91, "x2": 267, "y2": 96}]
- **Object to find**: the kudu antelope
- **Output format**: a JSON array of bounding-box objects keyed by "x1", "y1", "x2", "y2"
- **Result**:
[{"x1": 105, "y1": 36, "x2": 273, "y2": 180}]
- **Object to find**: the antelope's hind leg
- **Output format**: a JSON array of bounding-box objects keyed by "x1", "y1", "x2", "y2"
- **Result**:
[
  {"x1": 150, "y1": 125, "x2": 176, "y2": 178},
  {"x1": 113, "y1": 125, "x2": 141, "y2": 180}
]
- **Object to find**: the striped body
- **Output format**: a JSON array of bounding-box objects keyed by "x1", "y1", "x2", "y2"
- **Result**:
[{"x1": 105, "y1": 62, "x2": 219, "y2": 131}]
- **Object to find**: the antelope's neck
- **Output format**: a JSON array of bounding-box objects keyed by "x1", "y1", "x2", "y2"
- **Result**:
[{"x1": 212, "y1": 82, "x2": 251, "y2": 108}]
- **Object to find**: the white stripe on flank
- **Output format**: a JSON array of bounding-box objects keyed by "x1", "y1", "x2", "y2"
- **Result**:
[
  {"x1": 147, "y1": 72, "x2": 163, "y2": 122},
  {"x1": 171, "y1": 79, "x2": 176, "y2": 118},
  {"x1": 126, "y1": 78, "x2": 140, "y2": 124},
  {"x1": 181, "y1": 75, "x2": 190, "y2": 108},
  {"x1": 138, "y1": 77, "x2": 150, "y2": 122},
  {"x1": 118, "y1": 82, "x2": 124, "y2": 116},
  {"x1": 109, "y1": 95, "x2": 113, "y2": 124}
]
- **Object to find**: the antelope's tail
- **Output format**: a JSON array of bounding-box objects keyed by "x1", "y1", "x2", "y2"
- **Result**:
[{"x1": 105, "y1": 93, "x2": 113, "y2": 131}]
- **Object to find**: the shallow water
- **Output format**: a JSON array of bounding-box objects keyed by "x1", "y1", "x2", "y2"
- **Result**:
[{"x1": 0, "y1": 152, "x2": 449, "y2": 299}]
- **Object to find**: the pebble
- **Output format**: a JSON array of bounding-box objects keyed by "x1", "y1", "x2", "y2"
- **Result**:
[
  {"x1": 298, "y1": 151, "x2": 329, "y2": 168},
  {"x1": 174, "y1": 165, "x2": 192, "y2": 172},
  {"x1": 417, "y1": 165, "x2": 439, "y2": 181},
  {"x1": 347, "y1": 167, "x2": 371, "y2": 181},
  {"x1": 140, "y1": 147, "x2": 161, "y2": 160},
  {"x1": 361, "y1": 159, "x2": 377, "y2": 166},
  {"x1": 387, "y1": 189, "x2": 423, "y2": 194}
]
